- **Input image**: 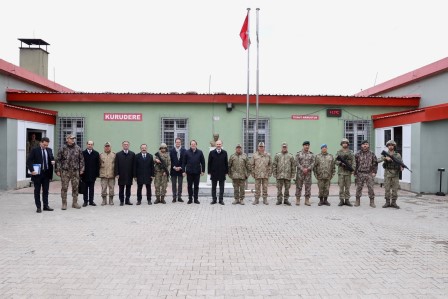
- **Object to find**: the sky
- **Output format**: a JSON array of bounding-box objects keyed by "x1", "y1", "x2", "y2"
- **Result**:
[{"x1": 1, "y1": 0, "x2": 447, "y2": 95}]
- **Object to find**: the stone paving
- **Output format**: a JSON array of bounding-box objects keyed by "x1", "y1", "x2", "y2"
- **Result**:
[{"x1": 0, "y1": 182, "x2": 447, "y2": 298}]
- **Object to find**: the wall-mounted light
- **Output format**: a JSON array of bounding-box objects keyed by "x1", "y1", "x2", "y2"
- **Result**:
[{"x1": 226, "y1": 103, "x2": 234, "y2": 112}]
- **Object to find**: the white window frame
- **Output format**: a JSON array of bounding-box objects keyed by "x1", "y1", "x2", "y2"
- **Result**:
[
  {"x1": 57, "y1": 117, "x2": 85, "y2": 149},
  {"x1": 161, "y1": 118, "x2": 189, "y2": 149},
  {"x1": 242, "y1": 118, "x2": 270, "y2": 156},
  {"x1": 344, "y1": 120, "x2": 371, "y2": 152}
]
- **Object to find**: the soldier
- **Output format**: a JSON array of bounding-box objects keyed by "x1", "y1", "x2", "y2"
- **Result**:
[
  {"x1": 313, "y1": 144, "x2": 335, "y2": 206},
  {"x1": 272, "y1": 142, "x2": 296, "y2": 206},
  {"x1": 335, "y1": 138, "x2": 356, "y2": 206},
  {"x1": 250, "y1": 142, "x2": 272, "y2": 205},
  {"x1": 354, "y1": 140, "x2": 378, "y2": 208},
  {"x1": 228, "y1": 144, "x2": 250, "y2": 205},
  {"x1": 55, "y1": 134, "x2": 85, "y2": 210},
  {"x1": 99, "y1": 142, "x2": 116, "y2": 205},
  {"x1": 294, "y1": 141, "x2": 315, "y2": 206},
  {"x1": 154, "y1": 143, "x2": 171, "y2": 204},
  {"x1": 378, "y1": 140, "x2": 403, "y2": 209}
]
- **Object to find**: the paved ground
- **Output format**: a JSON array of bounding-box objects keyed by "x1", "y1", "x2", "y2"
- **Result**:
[{"x1": 1, "y1": 182, "x2": 447, "y2": 298}]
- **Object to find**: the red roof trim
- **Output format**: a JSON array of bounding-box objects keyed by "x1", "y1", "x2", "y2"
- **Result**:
[
  {"x1": 0, "y1": 59, "x2": 73, "y2": 92},
  {"x1": 372, "y1": 102, "x2": 448, "y2": 128},
  {"x1": 0, "y1": 102, "x2": 57, "y2": 125},
  {"x1": 356, "y1": 57, "x2": 448, "y2": 96},
  {"x1": 6, "y1": 91, "x2": 421, "y2": 107}
]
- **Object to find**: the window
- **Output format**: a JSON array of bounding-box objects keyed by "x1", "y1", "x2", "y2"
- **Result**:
[
  {"x1": 242, "y1": 118, "x2": 270, "y2": 155},
  {"x1": 344, "y1": 120, "x2": 371, "y2": 152},
  {"x1": 161, "y1": 118, "x2": 189, "y2": 149},
  {"x1": 58, "y1": 117, "x2": 85, "y2": 148}
]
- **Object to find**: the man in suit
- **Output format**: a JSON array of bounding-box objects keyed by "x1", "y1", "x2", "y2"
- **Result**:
[
  {"x1": 208, "y1": 139, "x2": 228, "y2": 205},
  {"x1": 115, "y1": 141, "x2": 135, "y2": 206},
  {"x1": 26, "y1": 137, "x2": 55, "y2": 213},
  {"x1": 182, "y1": 140, "x2": 205, "y2": 204},
  {"x1": 169, "y1": 137, "x2": 186, "y2": 203},
  {"x1": 82, "y1": 140, "x2": 100, "y2": 207},
  {"x1": 134, "y1": 144, "x2": 154, "y2": 205}
]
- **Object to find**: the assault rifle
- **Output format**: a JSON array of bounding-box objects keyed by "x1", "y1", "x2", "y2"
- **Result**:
[
  {"x1": 155, "y1": 152, "x2": 171, "y2": 181},
  {"x1": 336, "y1": 155, "x2": 354, "y2": 172},
  {"x1": 381, "y1": 150, "x2": 412, "y2": 173}
]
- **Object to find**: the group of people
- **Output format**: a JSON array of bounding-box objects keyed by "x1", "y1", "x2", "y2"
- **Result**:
[{"x1": 27, "y1": 134, "x2": 404, "y2": 213}]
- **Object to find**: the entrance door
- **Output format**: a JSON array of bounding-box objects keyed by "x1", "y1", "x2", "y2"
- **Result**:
[{"x1": 25, "y1": 129, "x2": 46, "y2": 177}]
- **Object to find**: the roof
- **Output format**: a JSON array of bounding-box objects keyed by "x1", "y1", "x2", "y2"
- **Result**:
[
  {"x1": 372, "y1": 102, "x2": 448, "y2": 128},
  {"x1": 0, "y1": 59, "x2": 73, "y2": 92},
  {"x1": 356, "y1": 57, "x2": 448, "y2": 96},
  {"x1": 18, "y1": 38, "x2": 50, "y2": 46},
  {"x1": 6, "y1": 90, "x2": 421, "y2": 107},
  {"x1": 0, "y1": 102, "x2": 57, "y2": 125}
]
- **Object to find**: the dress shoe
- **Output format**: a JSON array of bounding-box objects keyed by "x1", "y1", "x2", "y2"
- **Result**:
[
  {"x1": 89, "y1": 202, "x2": 97, "y2": 206},
  {"x1": 172, "y1": 198, "x2": 177, "y2": 203},
  {"x1": 187, "y1": 199, "x2": 193, "y2": 204},
  {"x1": 43, "y1": 206, "x2": 54, "y2": 211},
  {"x1": 125, "y1": 201, "x2": 133, "y2": 205},
  {"x1": 211, "y1": 200, "x2": 217, "y2": 205},
  {"x1": 219, "y1": 201, "x2": 224, "y2": 205},
  {"x1": 120, "y1": 202, "x2": 124, "y2": 206},
  {"x1": 136, "y1": 201, "x2": 141, "y2": 205},
  {"x1": 147, "y1": 200, "x2": 152, "y2": 205},
  {"x1": 178, "y1": 198, "x2": 184, "y2": 202},
  {"x1": 36, "y1": 208, "x2": 42, "y2": 213},
  {"x1": 194, "y1": 199, "x2": 200, "y2": 204},
  {"x1": 82, "y1": 202, "x2": 88, "y2": 207}
]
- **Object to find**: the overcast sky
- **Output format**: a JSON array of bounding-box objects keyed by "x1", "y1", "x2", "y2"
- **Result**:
[{"x1": 1, "y1": 0, "x2": 447, "y2": 95}]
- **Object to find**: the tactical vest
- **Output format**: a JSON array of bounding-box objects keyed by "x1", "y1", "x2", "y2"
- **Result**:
[{"x1": 382, "y1": 153, "x2": 401, "y2": 171}]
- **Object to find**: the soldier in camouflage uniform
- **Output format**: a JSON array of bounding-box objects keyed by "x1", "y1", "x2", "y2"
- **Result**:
[
  {"x1": 378, "y1": 140, "x2": 403, "y2": 209},
  {"x1": 55, "y1": 134, "x2": 85, "y2": 210},
  {"x1": 228, "y1": 144, "x2": 250, "y2": 205},
  {"x1": 272, "y1": 142, "x2": 296, "y2": 206},
  {"x1": 294, "y1": 141, "x2": 315, "y2": 206},
  {"x1": 335, "y1": 138, "x2": 356, "y2": 206},
  {"x1": 154, "y1": 143, "x2": 171, "y2": 204},
  {"x1": 250, "y1": 142, "x2": 272, "y2": 205},
  {"x1": 99, "y1": 142, "x2": 116, "y2": 206},
  {"x1": 354, "y1": 140, "x2": 378, "y2": 208},
  {"x1": 313, "y1": 144, "x2": 335, "y2": 206}
]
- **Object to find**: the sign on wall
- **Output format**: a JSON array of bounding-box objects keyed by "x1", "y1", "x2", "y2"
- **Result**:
[
  {"x1": 104, "y1": 113, "x2": 142, "y2": 121},
  {"x1": 291, "y1": 115, "x2": 319, "y2": 120}
]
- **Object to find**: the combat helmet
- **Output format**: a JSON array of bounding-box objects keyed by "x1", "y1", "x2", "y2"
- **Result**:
[
  {"x1": 159, "y1": 142, "x2": 168, "y2": 149},
  {"x1": 386, "y1": 140, "x2": 396, "y2": 147},
  {"x1": 340, "y1": 138, "x2": 350, "y2": 146}
]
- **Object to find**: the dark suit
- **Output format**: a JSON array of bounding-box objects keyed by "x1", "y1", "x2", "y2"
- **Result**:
[
  {"x1": 82, "y1": 149, "x2": 100, "y2": 204},
  {"x1": 169, "y1": 146, "x2": 186, "y2": 199},
  {"x1": 27, "y1": 146, "x2": 54, "y2": 209},
  {"x1": 182, "y1": 148, "x2": 205, "y2": 201},
  {"x1": 134, "y1": 152, "x2": 155, "y2": 202},
  {"x1": 208, "y1": 149, "x2": 229, "y2": 202},
  {"x1": 115, "y1": 150, "x2": 135, "y2": 203}
]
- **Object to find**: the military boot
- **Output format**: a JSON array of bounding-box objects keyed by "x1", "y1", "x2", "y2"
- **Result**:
[
  {"x1": 232, "y1": 199, "x2": 239, "y2": 205},
  {"x1": 276, "y1": 198, "x2": 282, "y2": 205},
  {"x1": 240, "y1": 199, "x2": 245, "y2": 205},
  {"x1": 318, "y1": 197, "x2": 324, "y2": 206},
  {"x1": 338, "y1": 198, "x2": 345, "y2": 206},
  {"x1": 296, "y1": 197, "x2": 301, "y2": 206},
  {"x1": 154, "y1": 196, "x2": 161, "y2": 204},
  {"x1": 252, "y1": 198, "x2": 259, "y2": 205},
  {"x1": 304, "y1": 197, "x2": 311, "y2": 206},
  {"x1": 72, "y1": 197, "x2": 81, "y2": 209},
  {"x1": 390, "y1": 199, "x2": 400, "y2": 209},
  {"x1": 382, "y1": 199, "x2": 391, "y2": 208},
  {"x1": 263, "y1": 198, "x2": 269, "y2": 205},
  {"x1": 61, "y1": 199, "x2": 67, "y2": 210},
  {"x1": 161, "y1": 196, "x2": 166, "y2": 204},
  {"x1": 109, "y1": 196, "x2": 114, "y2": 205},
  {"x1": 284, "y1": 198, "x2": 292, "y2": 206},
  {"x1": 369, "y1": 198, "x2": 376, "y2": 208},
  {"x1": 101, "y1": 196, "x2": 107, "y2": 206},
  {"x1": 323, "y1": 197, "x2": 331, "y2": 206},
  {"x1": 345, "y1": 199, "x2": 353, "y2": 207},
  {"x1": 354, "y1": 197, "x2": 360, "y2": 207}
]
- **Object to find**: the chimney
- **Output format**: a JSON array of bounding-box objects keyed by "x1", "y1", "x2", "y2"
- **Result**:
[{"x1": 18, "y1": 38, "x2": 50, "y2": 78}]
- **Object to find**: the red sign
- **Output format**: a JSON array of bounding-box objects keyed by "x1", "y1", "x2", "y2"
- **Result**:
[
  {"x1": 291, "y1": 115, "x2": 319, "y2": 120},
  {"x1": 104, "y1": 113, "x2": 142, "y2": 121},
  {"x1": 326, "y1": 108, "x2": 342, "y2": 117}
]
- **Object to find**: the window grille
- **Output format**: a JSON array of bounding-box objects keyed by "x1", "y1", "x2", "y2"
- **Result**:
[
  {"x1": 242, "y1": 118, "x2": 270, "y2": 156},
  {"x1": 344, "y1": 120, "x2": 371, "y2": 152},
  {"x1": 57, "y1": 117, "x2": 85, "y2": 149},
  {"x1": 161, "y1": 118, "x2": 189, "y2": 149}
]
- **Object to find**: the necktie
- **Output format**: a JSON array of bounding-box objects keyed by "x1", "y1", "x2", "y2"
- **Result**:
[
  {"x1": 42, "y1": 149, "x2": 47, "y2": 171},
  {"x1": 217, "y1": 150, "x2": 221, "y2": 154},
  {"x1": 88, "y1": 150, "x2": 91, "y2": 154},
  {"x1": 177, "y1": 149, "x2": 180, "y2": 160},
  {"x1": 143, "y1": 154, "x2": 146, "y2": 159}
]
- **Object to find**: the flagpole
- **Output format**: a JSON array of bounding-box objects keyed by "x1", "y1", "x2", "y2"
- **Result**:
[
  {"x1": 245, "y1": 8, "x2": 250, "y2": 156},
  {"x1": 255, "y1": 8, "x2": 260, "y2": 145}
]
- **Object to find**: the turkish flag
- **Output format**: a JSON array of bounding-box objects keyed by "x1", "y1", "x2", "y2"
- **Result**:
[{"x1": 240, "y1": 13, "x2": 250, "y2": 50}]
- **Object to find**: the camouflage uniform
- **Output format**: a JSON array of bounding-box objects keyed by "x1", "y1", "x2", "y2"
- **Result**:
[
  {"x1": 272, "y1": 151, "x2": 296, "y2": 205},
  {"x1": 99, "y1": 150, "x2": 116, "y2": 205},
  {"x1": 228, "y1": 151, "x2": 250, "y2": 204},
  {"x1": 294, "y1": 150, "x2": 315, "y2": 205},
  {"x1": 378, "y1": 150, "x2": 402, "y2": 208},
  {"x1": 56, "y1": 143, "x2": 85, "y2": 209},
  {"x1": 154, "y1": 151, "x2": 171, "y2": 203},
  {"x1": 313, "y1": 152, "x2": 335, "y2": 205},
  {"x1": 335, "y1": 149, "x2": 355, "y2": 206},
  {"x1": 354, "y1": 149, "x2": 378, "y2": 207},
  {"x1": 250, "y1": 151, "x2": 272, "y2": 204}
]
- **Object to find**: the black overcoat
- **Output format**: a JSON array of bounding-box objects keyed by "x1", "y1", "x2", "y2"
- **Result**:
[
  {"x1": 115, "y1": 150, "x2": 135, "y2": 185},
  {"x1": 82, "y1": 149, "x2": 100, "y2": 182},
  {"x1": 134, "y1": 152, "x2": 155, "y2": 184},
  {"x1": 207, "y1": 149, "x2": 228, "y2": 181}
]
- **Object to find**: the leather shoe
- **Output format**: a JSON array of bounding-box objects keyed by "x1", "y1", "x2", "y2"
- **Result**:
[
  {"x1": 136, "y1": 201, "x2": 141, "y2": 205},
  {"x1": 187, "y1": 199, "x2": 193, "y2": 204},
  {"x1": 219, "y1": 201, "x2": 224, "y2": 205},
  {"x1": 82, "y1": 202, "x2": 88, "y2": 207},
  {"x1": 43, "y1": 206, "x2": 54, "y2": 211},
  {"x1": 36, "y1": 208, "x2": 42, "y2": 213},
  {"x1": 178, "y1": 198, "x2": 184, "y2": 202},
  {"x1": 120, "y1": 202, "x2": 124, "y2": 206},
  {"x1": 194, "y1": 199, "x2": 200, "y2": 204},
  {"x1": 211, "y1": 200, "x2": 217, "y2": 205},
  {"x1": 89, "y1": 202, "x2": 97, "y2": 206},
  {"x1": 125, "y1": 201, "x2": 133, "y2": 205}
]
